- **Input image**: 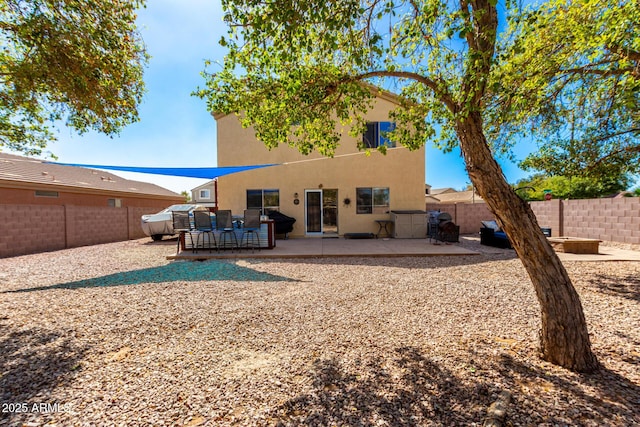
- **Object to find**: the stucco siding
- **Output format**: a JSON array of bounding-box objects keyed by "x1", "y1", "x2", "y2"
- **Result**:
[{"x1": 216, "y1": 97, "x2": 425, "y2": 237}]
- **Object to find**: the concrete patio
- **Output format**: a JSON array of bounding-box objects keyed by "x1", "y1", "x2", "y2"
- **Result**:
[
  {"x1": 166, "y1": 235, "x2": 640, "y2": 262},
  {"x1": 167, "y1": 236, "x2": 478, "y2": 260}
]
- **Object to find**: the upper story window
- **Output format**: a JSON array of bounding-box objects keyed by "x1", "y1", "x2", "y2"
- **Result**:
[
  {"x1": 247, "y1": 189, "x2": 279, "y2": 214},
  {"x1": 363, "y1": 121, "x2": 396, "y2": 149},
  {"x1": 356, "y1": 187, "x2": 390, "y2": 214},
  {"x1": 199, "y1": 189, "x2": 211, "y2": 200}
]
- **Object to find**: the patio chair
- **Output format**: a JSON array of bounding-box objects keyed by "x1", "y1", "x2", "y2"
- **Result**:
[
  {"x1": 216, "y1": 209, "x2": 238, "y2": 252},
  {"x1": 240, "y1": 209, "x2": 261, "y2": 252},
  {"x1": 193, "y1": 210, "x2": 216, "y2": 253},
  {"x1": 171, "y1": 210, "x2": 194, "y2": 253},
  {"x1": 480, "y1": 220, "x2": 511, "y2": 249}
]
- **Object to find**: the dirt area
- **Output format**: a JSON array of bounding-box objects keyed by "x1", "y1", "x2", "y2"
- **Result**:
[{"x1": 0, "y1": 237, "x2": 638, "y2": 426}]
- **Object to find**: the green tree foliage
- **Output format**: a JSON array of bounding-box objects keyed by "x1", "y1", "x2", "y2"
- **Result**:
[
  {"x1": 515, "y1": 173, "x2": 630, "y2": 201},
  {"x1": 0, "y1": 0, "x2": 148, "y2": 156},
  {"x1": 197, "y1": 0, "x2": 628, "y2": 372},
  {"x1": 490, "y1": 0, "x2": 639, "y2": 178}
]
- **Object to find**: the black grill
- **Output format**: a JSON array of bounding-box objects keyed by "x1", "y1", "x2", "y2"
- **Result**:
[{"x1": 428, "y1": 211, "x2": 459, "y2": 242}]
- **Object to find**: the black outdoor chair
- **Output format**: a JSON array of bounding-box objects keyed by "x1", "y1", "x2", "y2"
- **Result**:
[
  {"x1": 216, "y1": 209, "x2": 238, "y2": 252},
  {"x1": 193, "y1": 210, "x2": 216, "y2": 253},
  {"x1": 240, "y1": 209, "x2": 261, "y2": 252},
  {"x1": 171, "y1": 210, "x2": 193, "y2": 253}
]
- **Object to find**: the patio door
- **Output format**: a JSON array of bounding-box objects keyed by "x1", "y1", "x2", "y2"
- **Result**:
[{"x1": 305, "y1": 189, "x2": 338, "y2": 235}]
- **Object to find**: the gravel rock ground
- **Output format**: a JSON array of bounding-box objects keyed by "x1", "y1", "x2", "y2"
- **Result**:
[{"x1": 0, "y1": 237, "x2": 638, "y2": 426}]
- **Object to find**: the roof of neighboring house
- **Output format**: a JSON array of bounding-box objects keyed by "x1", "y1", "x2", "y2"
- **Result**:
[
  {"x1": 425, "y1": 189, "x2": 483, "y2": 204},
  {"x1": 0, "y1": 152, "x2": 181, "y2": 198},
  {"x1": 430, "y1": 187, "x2": 458, "y2": 195},
  {"x1": 609, "y1": 191, "x2": 632, "y2": 198},
  {"x1": 191, "y1": 179, "x2": 216, "y2": 192},
  {"x1": 425, "y1": 195, "x2": 441, "y2": 204}
]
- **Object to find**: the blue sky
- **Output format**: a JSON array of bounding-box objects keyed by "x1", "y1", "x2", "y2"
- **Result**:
[{"x1": 22, "y1": 0, "x2": 539, "y2": 194}]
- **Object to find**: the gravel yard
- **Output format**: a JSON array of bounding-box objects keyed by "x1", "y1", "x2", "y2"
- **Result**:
[{"x1": 0, "y1": 237, "x2": 638, "y2": 426}]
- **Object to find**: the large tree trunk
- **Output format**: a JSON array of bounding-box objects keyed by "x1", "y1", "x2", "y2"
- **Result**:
[{"x1": 455, "y1": 112, "x2": 600, "y2": 372}]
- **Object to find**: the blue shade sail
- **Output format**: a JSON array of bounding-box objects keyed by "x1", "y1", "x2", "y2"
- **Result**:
[{"x1": 44, "y1": 162, "x2": 278, "y2": 179}]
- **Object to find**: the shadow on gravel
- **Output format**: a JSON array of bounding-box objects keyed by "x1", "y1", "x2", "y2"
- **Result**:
[
  {"x1": 141, "y1": 238, "x2": 178, "y2": 246},
  {"x1": 276, "y1": 250, "x2": 518, "y2": 271},
  {"x1": 3, "y1": 260, "x2": 297, "y2": 293},
  {"x1": 271, "y1": 346, "x2": 495, "y2": 426},
  {"x1": 271, "y1": 344, "x2": 640, "y2": 426},
  {"x1": 586, "y1": 272, "x2": 640, "y2": 302},
  {"x1": 0, "y1": 323, "x2": 86, "y2": 425},
  {"x1": 492, "y1": 352, "x2": 640, "y2": 426}
]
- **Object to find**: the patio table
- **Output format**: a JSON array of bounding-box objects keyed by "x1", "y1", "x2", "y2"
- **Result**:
[{"x1": 375, "y1": 220, "x2": 393, "y2": 238}]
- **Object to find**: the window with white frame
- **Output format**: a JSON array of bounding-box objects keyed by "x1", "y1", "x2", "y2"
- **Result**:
[
  {"x1": 363, "y1": 122, "x2": 396, "y2": 148},
  {"x1": 356, "y1": 187, "x2": 389, "y2": 214},
  {"x1": 199, "y1": 189, "x2": 211, "y2": 200},
  {"x1": 246, "y1": 189, "x2": 279, "y2": 213}
]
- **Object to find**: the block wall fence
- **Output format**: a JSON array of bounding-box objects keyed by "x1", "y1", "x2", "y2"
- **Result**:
[
  {"x1": 2, "y1": 199, "x2": 638, "y2": 258},
  {"x1": 427, "y1": 197, "x2": 640, "y2": 244},
  {"x1": 0, "y1": 205, "x2": 158, "y2": 258}
]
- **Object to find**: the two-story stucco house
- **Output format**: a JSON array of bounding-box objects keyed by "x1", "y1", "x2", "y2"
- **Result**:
[
  {"x1": 214, "y1": 89, "x2": 426, "y2": 238},
  {"x1": 191, "y1": 180, "x2": 217, "y2": 209}
]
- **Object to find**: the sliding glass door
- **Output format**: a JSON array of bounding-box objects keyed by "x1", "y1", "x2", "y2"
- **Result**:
[
  {"x1": 305, "y1": 190, "x2": 322, "y2": 234},
  {"x1": 305, "y1": 189, "x2": 338, "y2": 235}
]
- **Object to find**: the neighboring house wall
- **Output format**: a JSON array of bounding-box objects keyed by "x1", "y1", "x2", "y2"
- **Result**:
[
  {"x1": 0, "y1": 153, "x2": 189, "y2": 257},
  {"x1": 428, "y1": 197, "x2": 640, "y2": 244},
  {"x1": 191, "y1": 180, "x2": 217, "y2": 206},
  {"x1": 0, "y1": 152, "x2": 184, "y2": 209},
  {"x1": 0, "y1": 186, "x2": 175, "y2": 209},
  {"x1": 0, "y1": 204, "x2": 160, "y2": 258},
  {"x1": 216, "y1": 95, "x2": 425, "y2": 237}
]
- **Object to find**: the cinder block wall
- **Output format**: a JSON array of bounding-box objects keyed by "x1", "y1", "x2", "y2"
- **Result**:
[
  {"x1": 0, "y1": 205, "x2": 67, "y2": 258},
  {"x1": 563, "y1": 197, "x2": 640, "y2": 243},
  {"x1": 128, "y1": 207, "x2": 155, "y2": 239},
  {"x1": 65, "y1": 206, "x2": 129, "y2": 248},
  {"x1": 0, "y1": 205, "x2": 159, "y2": 258},
  {"x1": 426, "y1": 202, "x2": 492, "y2": 234},
  {"x1": 530, "y1": 199, "x2": 562, "y2": 237},
  {"x1": 427, "y1": 197, "x2": 640, "y2": 244}
]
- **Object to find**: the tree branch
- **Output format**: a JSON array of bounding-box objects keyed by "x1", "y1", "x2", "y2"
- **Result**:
[
  {"x1": 607, "y1": 44, "x2": 640, "y2": 62},
  {"x1": 586, "y1": 141, "x2": 640, "y2": 173},
  {"x1": 460, "y1": 0, "x2": 476, "y2": 51},
  {"x1": 353, "y1": 70, "x2": 456, "y2": 112},
  {"x1": 409, "y1": 0, "x2": 432, "y2": 42},
  {"x1": 562, "y1": 66, "x2": 638, "y2": 77},
  {"x1": 460, "y1": 0, "x2": 498, "y2": 106}
]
